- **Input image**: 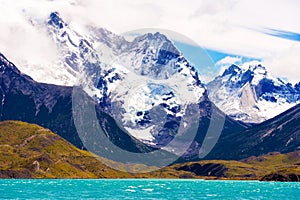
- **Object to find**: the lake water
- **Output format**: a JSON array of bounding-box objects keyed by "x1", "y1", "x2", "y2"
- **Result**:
[{"x1": 0, "y1": 179, "x2": 299, "y2": 199}]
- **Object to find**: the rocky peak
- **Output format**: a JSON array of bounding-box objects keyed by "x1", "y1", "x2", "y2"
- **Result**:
[
  {"x1": 133, "y1": 32, "x2": 167, "y2": 42},
  {"x1": 221, "y1": 64, "x2": 241, "y2": 77},
  {"x1": 48, "y1": 12, "x2": 66, "y2": 29},
  {"x1": 207, "y1": 62, "x2": 300, "y2": 123},
  {"x1": 132, "y1": 32, "x2": 180, "y2": 56},
  {"x1": 252, "y1": 64, "x2": 266, "y2": 71}
]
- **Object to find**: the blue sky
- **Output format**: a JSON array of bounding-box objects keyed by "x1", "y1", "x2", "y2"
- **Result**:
[{"x1": 174, "y1": 41, "x2": 260, "y2": 83}]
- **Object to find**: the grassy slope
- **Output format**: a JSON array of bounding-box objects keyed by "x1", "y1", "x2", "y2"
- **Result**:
[
  {"x1": 169, "y1": 151, "x2": 300, "y2": 180},
  {"x1": 0, "y1": 121, "x2": 299, "y2": 180},
  {"x1": 0, "y1": 121, "x2": 133, "y2": 178}
]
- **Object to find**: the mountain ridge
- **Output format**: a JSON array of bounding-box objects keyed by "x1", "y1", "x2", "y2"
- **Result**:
[
  {"x1": 206, "y1": 102, "x2": 300, "y2": 160},
  {"x1": 207, "y1": 63, "x2": 300, "y2": 123}
]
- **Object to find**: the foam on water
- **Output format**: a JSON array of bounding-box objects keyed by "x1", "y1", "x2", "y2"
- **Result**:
[{"x1": 0, "y1": 179, "x2": 299, "y2": 199}]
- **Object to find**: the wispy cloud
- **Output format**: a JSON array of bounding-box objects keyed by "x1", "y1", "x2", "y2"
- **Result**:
[{"x1": 0, "y1": 0, "x2": 299, "y2": 83}]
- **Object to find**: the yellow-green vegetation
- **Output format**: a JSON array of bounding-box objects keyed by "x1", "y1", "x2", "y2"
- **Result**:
[
  {"x1": 166, "y1": 152, "x2": 300, "y2": 181},
  {"x1": 172, "y1": 153, "x2": 298, "y2": 179},
  {"x1": 0, "y1": 121, "x2": 133, "y2": 178},
  {"x1": 242, "y1": 151, "x2": 300, "y2": 175},
  {"x1": 0, "y1": 120, "x2": 299, "y2": 181}
]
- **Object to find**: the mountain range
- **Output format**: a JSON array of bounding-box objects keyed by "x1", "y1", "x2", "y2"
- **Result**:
[
  {"x1": 207, "y1": 64, "x2": 300, "y2": 123},
  {"x1": 15, "y1": 12, "x2": 300, "y2": 126},
  {"x1": 0, "y1": 50, "x2": 246, "y2": 163},
  {"x1": 0, "y1": 12, "x2": 299, "y2": 165}
]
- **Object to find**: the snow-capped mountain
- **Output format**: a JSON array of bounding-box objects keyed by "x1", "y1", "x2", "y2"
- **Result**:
[
  {"x1": 12, "y1": 12, "x2": 207, "y2": 148},
  {"x1": 2, "y1": 50, "x2": 299, "y2": 162},
  {"x1": 98, "y1": 32, "x2": 206, "y2": 147},
  {"x1": 83, "y1": 21, "x2": 206, "y2": 148},
  {"x1": 207, "y1": 63, "x2": 300, "y2": 123}
]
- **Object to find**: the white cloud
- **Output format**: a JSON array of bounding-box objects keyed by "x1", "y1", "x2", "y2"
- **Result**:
[
  {"x1": 240, "y1": 60, "x2": 262, "y2": 71},
  {"x1": 215, "y1": 56, "x2": 242, "y2": 75},
  {"x1": 0, "y1": 0, "x2": 299, "y2": 83},
  {"x1": 263, "y1": 44, "x2": 300, "y2": 84},
  {"x1": 216, "y1": 56, "x2": 242, "y2": 66},
  {"x1": 0, "y1": 1, "x2": 60, "y2": 68}
]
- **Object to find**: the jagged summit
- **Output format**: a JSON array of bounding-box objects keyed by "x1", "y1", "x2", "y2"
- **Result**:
[
  {"x1": 131, "y1": 32, "x2": 181, "y2": 57},
  {"x1": 207, "y1": 63, "x2": 300, "y2": 123},
  {"x1": 133, "y1": 32, "x2": 174, "y2": 46},
  {"x1": 48, "y1": 11, "x2": 66, "y2": 29},
  {"x1": 222, "y1": 64, "x2": 240, "y2": 74}
]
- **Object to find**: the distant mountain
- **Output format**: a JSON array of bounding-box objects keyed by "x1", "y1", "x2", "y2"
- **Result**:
[
  {"x1": 1, "y1": 51, "x2": 297, "y2": 164},
  {"x1": 206, "y1": 103, "x2": 300, "y2": 160},
  {"x1": 207, "y1": 63, "x2": 300, "y2": 123}
]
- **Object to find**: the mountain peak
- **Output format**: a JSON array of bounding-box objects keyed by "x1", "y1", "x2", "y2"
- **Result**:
[
  {"x1": 222, "y1": 64, "x2": 241, "y2": 76},
  {"x1": 134, "y1": 32, "x2": 168, "y2": 42},
  {"x1": 152, "y1": 32, "x2": 168, "y2": 40},
  {"x1": 134, "y1": 32, "x2": 181, "y2": 60},
  {"x1": 48, "y1": 12, "x2": 66, "y2": 29},
  {"x1": 208, "y1": 62, "x2": 300, "y2": 123},
  {"x1": 250, "y1": 64, "x2": 267, "y2": 74}
]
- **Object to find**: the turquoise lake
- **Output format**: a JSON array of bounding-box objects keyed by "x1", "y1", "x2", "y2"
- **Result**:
[{"x1": 0, "y1": 179, "x2": 299, "y2": 199}]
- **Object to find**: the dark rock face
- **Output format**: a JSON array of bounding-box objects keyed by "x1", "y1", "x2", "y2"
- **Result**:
[
  {"x1": 295, "y1": 82, "x2": 300, "y2": 92},
  {"x1": 179, "y1": 99, "x2": 248, "y2": 162},
  {"x1": 48, "y1": 12, "x2": 65, "y2": 29},
  {"x1": 175, "y1": 163, "x2": 228, "y2": 177},
  {"x1": 260, "y1": 173, "x2": 300, "y2": 182},
  {"x1": 222, "y1": 64, "x2": 240, "y2": 77},
  {"x1": 206, "y1": 103, "x2": 300, "y2": 160}
]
